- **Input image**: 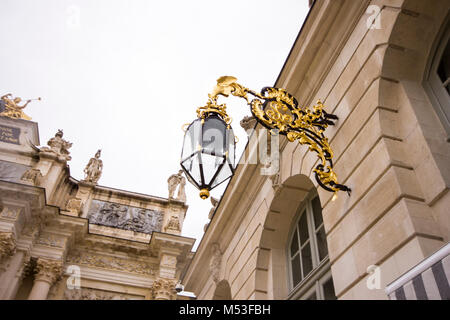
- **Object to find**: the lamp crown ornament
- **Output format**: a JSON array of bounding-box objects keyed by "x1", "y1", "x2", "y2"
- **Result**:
[{"x1": 180, "y1": 76, "x2": 351, "y2": 200}]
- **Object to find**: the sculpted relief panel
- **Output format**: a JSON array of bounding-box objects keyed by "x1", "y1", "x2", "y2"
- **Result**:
[
  {"x1": 0, "y1": 160, "x2": 30, "y2": 183},
  {"x1": 87, "y1": 200, "x2": 163, "y2": 234},
  {"x1": 64, "y1": 287, "x2": 144, "y2": 300},
  {"x1": 66, "y1": 250, "x2": 157, "y2": 276}
]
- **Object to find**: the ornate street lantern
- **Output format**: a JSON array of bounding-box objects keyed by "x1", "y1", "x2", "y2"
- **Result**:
[
  {"x1": 181, "y1": 76, "x2": 351, "y2": 200},
  {"x1": 181, "y1": 110, "x2": 235, "y2": 199}
]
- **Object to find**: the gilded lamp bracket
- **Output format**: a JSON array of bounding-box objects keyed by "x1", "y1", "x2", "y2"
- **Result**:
[{"x1": 196, "y1": 76, "x2": 351, "y2": 197}]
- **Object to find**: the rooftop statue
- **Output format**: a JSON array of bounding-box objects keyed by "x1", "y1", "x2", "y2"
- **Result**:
[
  {"x1": 40, "y1": 129, "x2": 72, "y2": 161},
  {"x1": 0, "y1": 93, "x2": 40, "y2": 120},
  {"x1": 168, "y1": 170, "x2": 186, "y2": 202},
  {"x1": 83, "y1": 149, "x2": 103, "y2": 184}
]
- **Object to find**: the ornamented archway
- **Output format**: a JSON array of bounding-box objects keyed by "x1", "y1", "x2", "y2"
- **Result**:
[
  {"x1": 255, "y1": 174, "x2": 317, "y2": 299},
  {"x1": 380, "y1": 0, "x2": 450, "y2": 239}
]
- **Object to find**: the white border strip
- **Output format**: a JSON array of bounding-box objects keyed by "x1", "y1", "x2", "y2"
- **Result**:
[{"x1": 385, "y1": 242, "x2": 450, "y2": 295}]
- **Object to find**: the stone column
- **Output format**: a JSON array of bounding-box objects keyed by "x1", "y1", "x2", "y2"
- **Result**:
[
  {"x1": 28, "y1": 258, "x2": 63, "y2": 300},
  {"x1": 0, "y1": 231, "x2": 16, "y2": 270},
  {"x1": 0, "y1": 232, "x2": 18, "y2": 299},
  {"x1": 0, "y1": 251, "x2": 27, "y2": 299},
  {"x1": 152, "y1": 278, "x2": 177, "y2": 300}
]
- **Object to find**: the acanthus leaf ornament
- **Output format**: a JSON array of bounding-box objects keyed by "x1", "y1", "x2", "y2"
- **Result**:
[{"x1": 193, "y1": 76, "x2": 351, "y2": 197}]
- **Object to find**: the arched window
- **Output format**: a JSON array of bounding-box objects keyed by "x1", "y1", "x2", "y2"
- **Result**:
[
  {"x1": 425, "y1": 19, "x2": 450, "y2": 139},
  {"x1": 287, "y1": 194, "x2": 336, "y2": 300}
]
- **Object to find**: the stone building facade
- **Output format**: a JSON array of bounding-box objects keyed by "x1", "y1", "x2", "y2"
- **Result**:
[
  {"x1": 1, "y1": 0, "x2": 449, "y2": 301},
  {"x1": 0, "y1": 116, "x2": 195, "y2": 300},
  {"x1": 182, "y1": 0, "x2": 450, "y2": 299}
]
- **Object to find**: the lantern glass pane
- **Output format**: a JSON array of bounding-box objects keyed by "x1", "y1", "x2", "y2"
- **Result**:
[
  {"x1": 211, "y1": 160, "x2": 232, "y2": 188},
  {"x1": 181, "y1": 153, "x2": 202, "y2": 186},
  {"x1": 181, "y1": 119, "x2": 201, "y2": 161},
  {"x1": 202, "y1": 116, "x2": 226, "y2": 156},
  {"x1": 200, "y1": 152, "x2": 224, "y2": 186}
]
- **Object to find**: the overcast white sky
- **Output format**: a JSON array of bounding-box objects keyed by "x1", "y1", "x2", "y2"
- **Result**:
[{"x1": 0, "y1": 0, "x2": 309, "y2": 250}]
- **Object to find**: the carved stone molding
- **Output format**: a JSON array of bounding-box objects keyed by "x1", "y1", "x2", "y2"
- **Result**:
[
  {"x1": 270, "y1": 171, "x2": 281, "y2": 190},
  {"x1": 17, "y1": 253, "x2": 32, "y2": 280},
  {"x1": 164, "y1": 215, "x2": 181, "y2": 234},
  {"x1": 20, "y1": 168, "x2": 43, "y2": 186},
  {"x1": 63, "y1": 287, "x2": 143, "y2": 300},
  {"x1": 88, "y1": 200, "x2": 163, "y2": 234},
  {"x1": 204, "y1": 197, "x2": 219, "y2": 232},
  {"x1": 208, "y1": 197, "x2": 219, "y2": 220},
  {"x1": 66, "y1": 198, "x2": 83, "y2": 216},
  {"x1": 160, "y1": 254, "x2": 177, "y2": 268},
  {"x1": 66, "y1": 250, "x2": 157, "y2": 276},
  {"x1": 159, "y1": 253, "x2": 177, "y2": 279},
  {"x1": 152, "y1": 278, "x2": 177, "y2": 300},
  {"x1": 34, "y1": 258, "x2": 63, "y2": 285},
  {"x1": 1, "y1": 206, "x2": 21, "y2": 220},
  {"x1": 240, "y1": 115, "x2": 257, "y2": 132},
  {"x1": 0, "y1": 231, "x2": 16, "y2": 265},
  {"x1": 209, "y1": 243, "x2": 222, "y2": 284},
  {"x1": 36, "y1": 233, "x2": 66, "y2": 248},
  {"x1": 21, "y1": 223, "x2": 39, "y2": 238}
]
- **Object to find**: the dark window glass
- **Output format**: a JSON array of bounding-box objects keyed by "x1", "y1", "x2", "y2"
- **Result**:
[
  {"x1": 311, "y1": 196, "x2": 323, "y2": 229},
  {"x1": 323, "y1": 278, "x2": 337, "y2": 300},
  {"x1": 437, "y1": 39, "x2": 450, "y2": 94},
  {"x1": 290, "y1": 230, "x2": 299, "y2": 256},
  {"x1": 298, "y1": 211, "x2": 309, "y2": 245},
  {"x1": 316, "y1": 226, "x2": 328, "y2": 261},
  {"x1": 301, "y1": 243, "x2": 313, "y2": 277},
  {"x1": 291, "y1": 254, "x2": 301, "y2": 287}
]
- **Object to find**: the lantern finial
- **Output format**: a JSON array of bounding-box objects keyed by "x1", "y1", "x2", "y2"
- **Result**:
[{"x1": 200, "y1": 188, "x2": 210, "y2": 200}]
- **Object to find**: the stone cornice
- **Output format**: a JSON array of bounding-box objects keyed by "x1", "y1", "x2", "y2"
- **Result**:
[
  {"x1": 275, "y1": 0, "x2": 371, "y2": 103},
  {"x1": 80, "y1": 234, "x2": 152, "y2": 256},
  {"x1": 89, "y1": 184, "x2": 188, "y2": 210}
]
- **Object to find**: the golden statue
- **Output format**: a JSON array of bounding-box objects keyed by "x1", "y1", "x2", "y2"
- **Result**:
[{"x1": 0, "y1": 93, "x2": 41, "y2": 120}]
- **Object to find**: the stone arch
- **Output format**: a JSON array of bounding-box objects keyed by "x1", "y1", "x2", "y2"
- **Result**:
[
  {"x1": 255, "y1": 174, "x2": 318, "y2": 299},
  {"x1": 381, "y1": 0, "x2": 450, "y2": 83},
  {"x1": 380, "y1": 0, "x2": 450, "y2": 238},
  {"x1": 212, "y1": 280, "x2": 232, "y2": 300}
]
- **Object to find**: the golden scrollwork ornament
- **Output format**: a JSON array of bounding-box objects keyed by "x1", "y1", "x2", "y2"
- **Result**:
[{"x1": 196, "y1": 76, "x2": 351, "y2": 197}]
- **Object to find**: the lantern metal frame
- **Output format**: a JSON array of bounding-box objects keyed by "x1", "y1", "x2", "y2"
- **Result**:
[
  {"x1": 181, "y1": 76, "x2": 351, "y2": 199},
  {"x1": 180, "y1": 114, "x2": 235, "y2": 199}
]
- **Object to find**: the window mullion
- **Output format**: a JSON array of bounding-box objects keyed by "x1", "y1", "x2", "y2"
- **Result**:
[
  {"x1": 306, "y1": 199, "x2": 319, "y2": 269},
  {"x1": 288, "y1": 194, "x2": 335, "y2": 300},
  {"x1": 296, "y1": 228, "x2": 304, "y2": 280}
]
